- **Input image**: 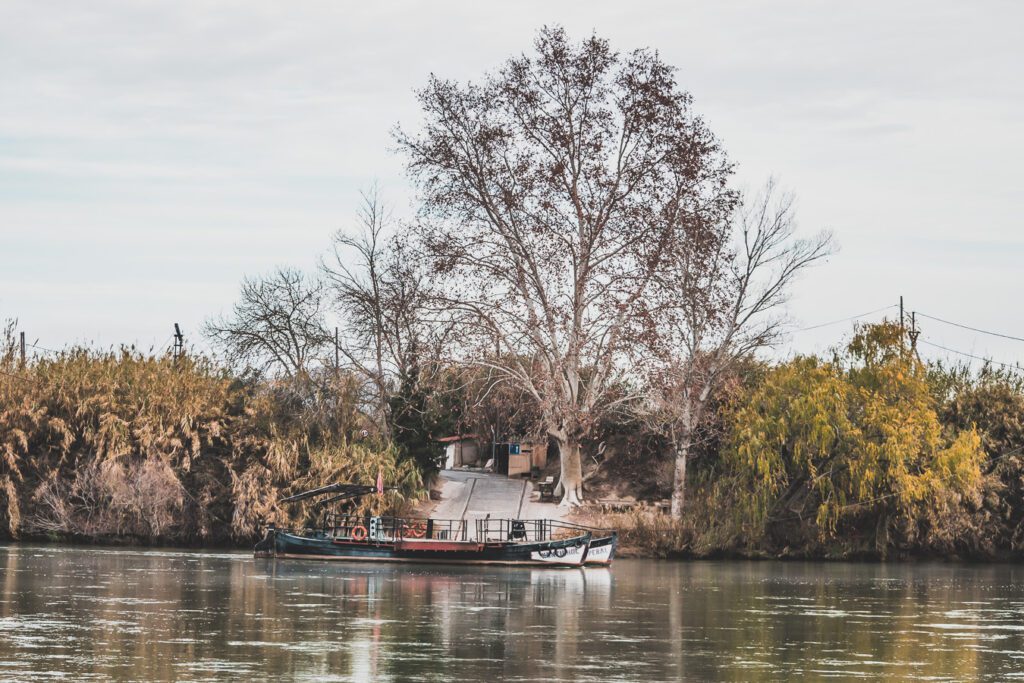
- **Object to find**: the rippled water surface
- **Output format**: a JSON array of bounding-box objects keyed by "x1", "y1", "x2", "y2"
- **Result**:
[{"x1": 2, "y1": 545, "x2": 1024, "y2": 680}]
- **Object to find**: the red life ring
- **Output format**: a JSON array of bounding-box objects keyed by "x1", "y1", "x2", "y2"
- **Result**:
[
  {"x1": 401, "y1": 522, "x2": 426, "y2": 538},
  {"x1": 351, "y1": 525, "x2": 368, "y2": 541}
]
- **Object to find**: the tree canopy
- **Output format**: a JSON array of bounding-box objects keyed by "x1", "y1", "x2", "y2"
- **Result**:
[
  {"x1": 726, "y1": 321, "x2": 985, "y2": 554},
  {"x1": 396, "y1": 26, "x2": 736, "y2": 504}
]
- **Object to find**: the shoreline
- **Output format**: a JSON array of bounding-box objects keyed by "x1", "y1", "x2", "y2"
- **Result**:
[{"x1": 5, "y1": 532, "x2": 1023, "y2": 564}]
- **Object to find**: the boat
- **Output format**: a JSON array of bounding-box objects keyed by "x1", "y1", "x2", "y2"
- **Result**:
[
  {"x1": 253, "y1": 482, "x2": 598, "y2": 568},
  {"x1": 582, "y1": 529, "x2": 618, "y2": 566}
]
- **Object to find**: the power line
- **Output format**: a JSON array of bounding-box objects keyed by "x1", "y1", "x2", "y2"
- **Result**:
[
  {"x1": 27, "y1": 342, "x2": 62, "y2": 356},
  {"x1": 156, "y1": 333, "x2": 174, "y2": 354},
  {"x1": 27, "y1": 334, "x2": 181, "y2": 357},
  {"x1": 915, "y1": 311, "x2": 1024, "y2": 344},
  {"x1": 918, "y1": 339, "x2": 1022, "y2": 370},
  {"x1": 794, "y1": 304, "x2": 897, "y2": 332}
]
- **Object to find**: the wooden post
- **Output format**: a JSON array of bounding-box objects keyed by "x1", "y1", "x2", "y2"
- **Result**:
[
  {"x1": 899, "y1": 295, "x2": 905, "y2": 354},
  {"x1": 19, "y1": 331, "x2": 25, "y2": 365}
]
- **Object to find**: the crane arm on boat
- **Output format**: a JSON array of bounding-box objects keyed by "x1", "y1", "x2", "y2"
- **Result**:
[{"x1": 279, "y1": 482, "x2": 378, "y2": 504}]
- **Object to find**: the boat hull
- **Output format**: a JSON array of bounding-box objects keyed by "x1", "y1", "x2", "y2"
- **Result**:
[
  {"x1": 584, "y1": 533, "x2": 618, "y2": 566},
  {"x1": 260, "y1": 529, "x2": 591, "y2": 567}
]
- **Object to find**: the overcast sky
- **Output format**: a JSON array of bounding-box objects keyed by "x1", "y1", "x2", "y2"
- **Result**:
[{"x1": 2, "y1": 1, "x2": 1022, "y2": 367}]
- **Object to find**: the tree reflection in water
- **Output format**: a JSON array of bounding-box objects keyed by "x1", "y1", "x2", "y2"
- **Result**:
[{"x1": 1, "y1": 546, "x2": 1024, "y2": 680}]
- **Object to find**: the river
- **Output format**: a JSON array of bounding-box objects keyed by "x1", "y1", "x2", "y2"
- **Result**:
[{"x1": 1, "y1": 545, "x2": 1023, "y2": 680}]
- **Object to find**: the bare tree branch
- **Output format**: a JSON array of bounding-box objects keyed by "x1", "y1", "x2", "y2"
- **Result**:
[
  {"x1": 203, "y1": 267, "x2": 331, "y2": 379},
  {"x1": 644, "y1": 179, "x2": 834, "y2": 518},
  {"x1": 395, "y1": 27, "x2": 735, "y2": 505}
]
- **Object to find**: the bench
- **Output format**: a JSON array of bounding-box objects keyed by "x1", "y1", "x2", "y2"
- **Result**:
[{"x1": 536, "y1": 476, "x2": 556, "y2": 502}]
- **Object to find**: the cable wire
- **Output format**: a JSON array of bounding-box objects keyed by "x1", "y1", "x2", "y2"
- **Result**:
[
  {"x1": 27, "y1": 342, "x2": 62, "y2": 356},
  {"x1": 0, "y1": 368, "x2": 41, "y2": 385},
  {"x1": 918, "y1": 339, "x2": 1022, "y2": 370},
  {"x1": 915, "y1": 312, "x2": 1024, "y2": 344},
  {"x1": 156, "y1": 333, "x2": 175, "y2": 354},
  {"x1": 795, "y1": 304, "x2": 897, "y2": 332}
]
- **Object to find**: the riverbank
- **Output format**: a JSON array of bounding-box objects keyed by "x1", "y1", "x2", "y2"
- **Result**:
[
  {"x1": 11, "y1": 507, "x2": 1024, "y2": 562},
  {"x1": 573, "y1": 506, "x2": 1024, "y2": 562},
  {"x1": 5, "y1": 322, "x2": 1024, "y2": 561},
  {"x1": 0, "y1": 340, "x2": 426, "y2": 545}
]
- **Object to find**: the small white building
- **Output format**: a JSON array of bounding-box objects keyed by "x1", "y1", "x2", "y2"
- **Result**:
[
  {"x1": 439, "y1": 434, "x2": 549, "y2": 476},
  {"x1": 439, "y1": 435, "x2": 481, "y2": 470}
]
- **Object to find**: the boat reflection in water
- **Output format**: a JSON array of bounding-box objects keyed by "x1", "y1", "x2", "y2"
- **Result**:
[{"x1": 255, "y1": 559, "x2": 616, "y2": 680}]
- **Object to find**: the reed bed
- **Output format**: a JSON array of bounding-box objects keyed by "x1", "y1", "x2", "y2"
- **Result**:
[{"x1": 0, "y1": 327, "x2": 423, "y2": 545}]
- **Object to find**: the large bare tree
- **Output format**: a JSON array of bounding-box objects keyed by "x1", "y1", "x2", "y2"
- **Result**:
[
  {"x1": 396, "y1": 27, "x2": 735, "y2": 505},
  {"x1": 647, "y1": 180, "x2": 833, "y2": 518}
]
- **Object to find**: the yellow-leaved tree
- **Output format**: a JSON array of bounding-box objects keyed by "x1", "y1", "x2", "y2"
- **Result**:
[{"x1": 726, "y1": 321, "x2": 984, "y2": 556}]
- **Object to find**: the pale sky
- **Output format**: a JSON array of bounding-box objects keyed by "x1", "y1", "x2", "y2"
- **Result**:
[{"x1": 2, "y1": 1, "x2": 1022, "y2": 368}]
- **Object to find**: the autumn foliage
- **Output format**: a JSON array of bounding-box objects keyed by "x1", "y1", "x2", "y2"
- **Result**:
[
  {"x1": 723, "y1": 321, "x2": 988, "y2": 557},
  {"x1": 0, "y1": 324, "x2": 422, "y2": 544}
]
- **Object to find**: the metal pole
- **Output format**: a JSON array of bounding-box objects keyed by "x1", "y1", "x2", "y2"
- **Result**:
[
  {"x1": 173, "y1": 324, "x2": 184, "y2": 362},
  {"x1": 19, "y1": 331, "x2": 25, "y2": 365}
]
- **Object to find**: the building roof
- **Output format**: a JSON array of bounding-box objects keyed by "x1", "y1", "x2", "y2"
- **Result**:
[{"x1": 436, "y1": 434, "x2": 479, "y2": 443}]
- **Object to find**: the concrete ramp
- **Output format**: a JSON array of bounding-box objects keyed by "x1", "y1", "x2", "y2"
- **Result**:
[{"x1": 431, "y1": 471, "x2": 569, "y2": 521}]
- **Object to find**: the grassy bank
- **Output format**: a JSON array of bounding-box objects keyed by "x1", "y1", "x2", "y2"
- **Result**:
[
  {"x1": 578, "y1": 507, "x2": 1024, "y2": 562},
  {"x1": 5, "y1": 319, "x2": 1024, "y2": 563},
  {"x1": 0, "y1": 330, "x2": 424, "y2": 546}
]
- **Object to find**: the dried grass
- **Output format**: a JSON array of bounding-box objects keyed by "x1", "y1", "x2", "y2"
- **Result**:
[{"x1": 0, "y1": 323, "x2": 424, "y2": 544}]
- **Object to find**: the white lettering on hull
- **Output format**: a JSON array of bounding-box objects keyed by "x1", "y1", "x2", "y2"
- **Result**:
[
  {"x1": 586, "y1": 543, "x2": 612, "y2": 564},
  {"x1": 530, "y1": 544, "x2": 586, "y2": 565}
]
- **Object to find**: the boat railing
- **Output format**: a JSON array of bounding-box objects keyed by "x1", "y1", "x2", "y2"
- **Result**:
[
  {"x1": 322, "y1": 513, "x2": 472, "y2": 542},
  {"x1": 307, "y1": 513, "x2": 607, "y2": 544},
  {"x1": 474, "y1": 518, "x2": 595, "y2": 543}
]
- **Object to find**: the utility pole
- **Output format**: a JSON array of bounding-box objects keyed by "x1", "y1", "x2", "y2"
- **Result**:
[
  {"x1": 173, "y1": 324, "x2": 184, "y2": 362},
  {"x1": 899, "y1": 295, "x2": 906, "y2": 354},
  {"x1": 19, "y1": 331, "x2": 25, "y2": 365},
  {"x1": 908, "y1": 311, "x2": 920, "y2": 352},
  {"x1": 334, "y1": 326, "x2": 340, "y2": 379}
]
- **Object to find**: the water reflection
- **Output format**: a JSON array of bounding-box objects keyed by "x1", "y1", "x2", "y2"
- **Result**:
[{"x1": 1, "y1": 545, "x2": 1023, "y2": 680}]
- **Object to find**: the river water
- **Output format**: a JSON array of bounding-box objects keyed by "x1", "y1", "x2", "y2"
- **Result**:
[{"x1": 1, "y1": 545, "x2": 1024, "y2": 681}]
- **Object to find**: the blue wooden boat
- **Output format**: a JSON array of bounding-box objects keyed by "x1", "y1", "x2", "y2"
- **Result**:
[
  {"x1": 256, "y1": 519, "x2": 592, "y2": 567},
  {"x1": 253, "y1": 482, "x2": 599, "y2": 568}
]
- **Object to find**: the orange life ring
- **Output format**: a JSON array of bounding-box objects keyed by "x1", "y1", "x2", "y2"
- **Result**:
[{"x1": 351, "y1": 525, "x2": 367, "y2": 541}]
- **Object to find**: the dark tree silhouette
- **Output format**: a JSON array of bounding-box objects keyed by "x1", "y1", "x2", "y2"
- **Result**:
[{"x1": 204, "y1": 267, "x2": 330, "y2": 378}]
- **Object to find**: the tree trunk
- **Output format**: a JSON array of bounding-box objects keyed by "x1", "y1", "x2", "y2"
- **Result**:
[
  {"x1": 554, "y1": 436, "x2": 584, "y2": 507},
  {"x1": 670, "y1": 440, "x2": 689, "y2": 520}
]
